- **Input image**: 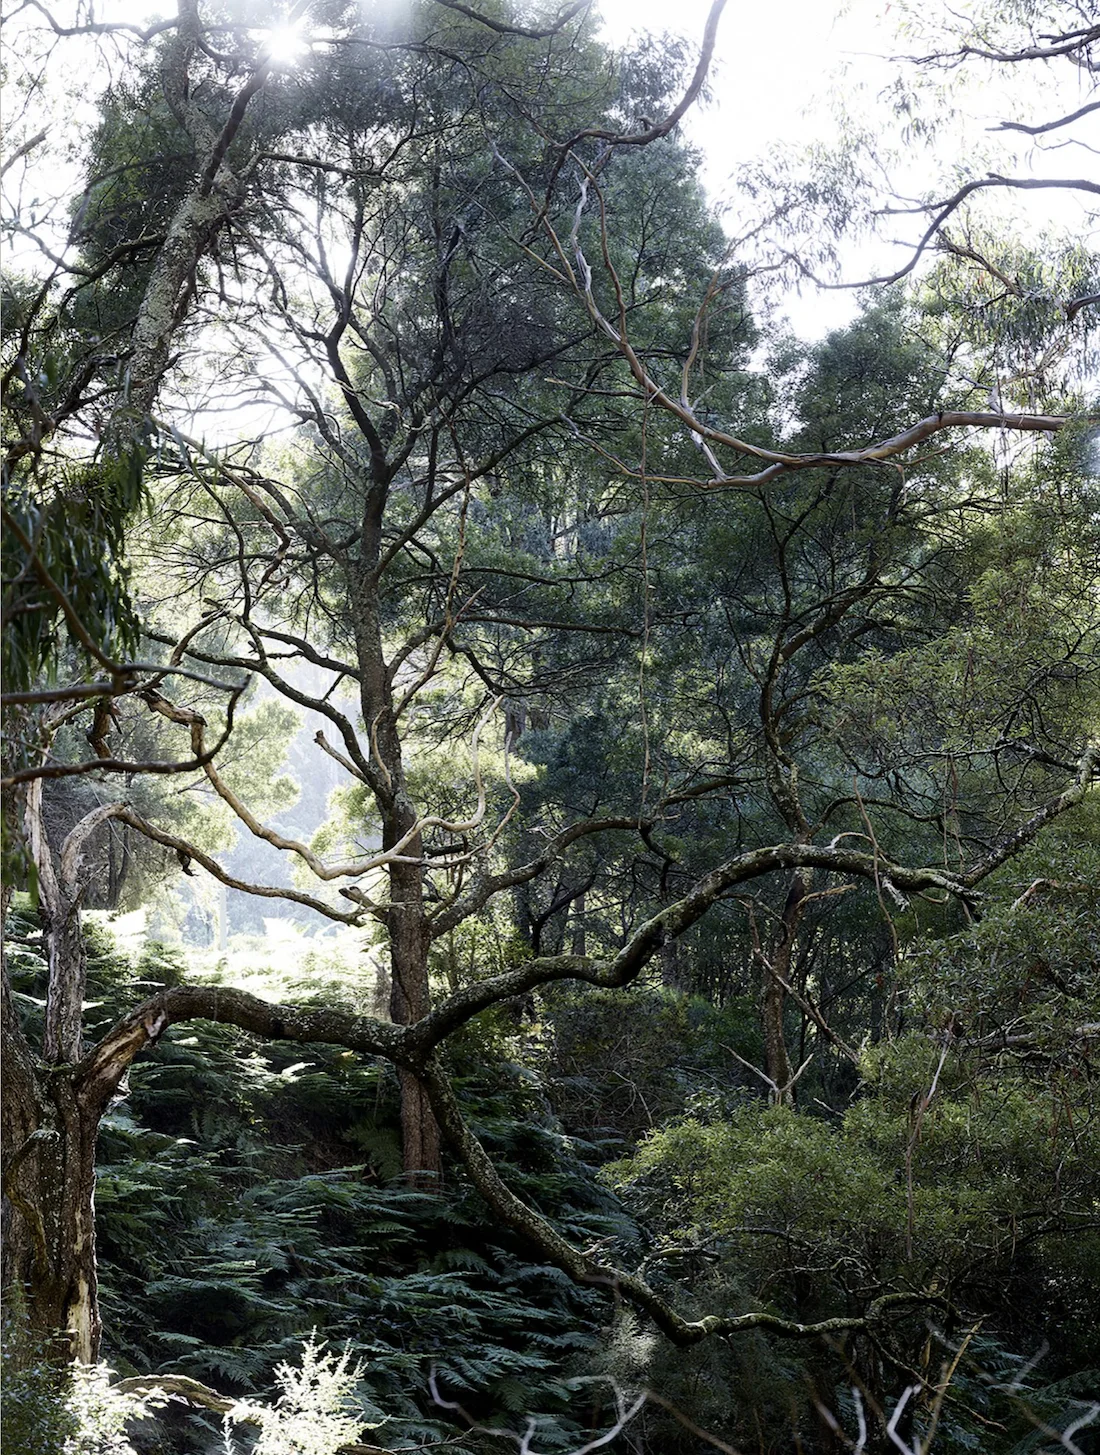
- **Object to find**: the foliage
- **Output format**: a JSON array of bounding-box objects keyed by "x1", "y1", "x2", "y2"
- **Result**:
[
  {"x1": 79, "y1": 946, "x2": 636, "y2": 1450},
  {"x1": 0, "y1": 1334, "x2": 166, "y2": 1455},
  {"x1": 604, "y1": 869, "x2": 1100, "y2": 1446},
  {"x1": 3, "y1": 3, "x2": 1099, "y2": 1453},
  {"x1": 545, "y1": 984, "x2": 761, "y2": 1148},
  {"x1": 0, "y1": 1322, "x2": 80, "y2": 1455},
  {"x1": 0, "y1": 452, "x2": 146, "y2": 693},
  {"x1": 63, "y1": 1363, "x2": 165, "y2": 1455},
  {"x1": 225, "y1": 1337, "x2": 374, "y2": 1455}
]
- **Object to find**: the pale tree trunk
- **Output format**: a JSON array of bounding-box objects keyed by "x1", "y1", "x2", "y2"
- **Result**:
[
  {"x1": 1, "y1": 792, "x2": 129, "y2": 1360},
  {"x1": 106, "y1": 7, "x2": 256, "y2": 455},
  {"x1": 216, "y1": 879, "x2": 229, "y2": 952}
]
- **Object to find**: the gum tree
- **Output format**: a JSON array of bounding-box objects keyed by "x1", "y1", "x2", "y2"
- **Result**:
[{"x1": 2, "y1": 0, "x2": 734, "y2": 1360}]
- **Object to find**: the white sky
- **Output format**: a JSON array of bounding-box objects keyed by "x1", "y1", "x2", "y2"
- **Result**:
[
  {"x1": 598, "y1": 0, "x2": 899, "y2": 334},
  {"x1": 597, "y1": 0, "x2": 1099, "y2": 336},
  {"x1": 597, "y1": 0, "x2": 899, "y2": 183}
]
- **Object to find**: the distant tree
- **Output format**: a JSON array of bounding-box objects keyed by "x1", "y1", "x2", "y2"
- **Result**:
[{"x1": 734, "y1": 0, "x2": 1099, "y2": 341}]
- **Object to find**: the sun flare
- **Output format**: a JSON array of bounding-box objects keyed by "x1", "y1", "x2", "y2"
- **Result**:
[{"x1": 264, "y1": 20, "x2": 308, "y2": 65}]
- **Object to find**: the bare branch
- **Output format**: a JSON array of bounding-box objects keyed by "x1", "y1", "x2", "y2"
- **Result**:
[
  {"x1": 961, "y1": 742, "x2": 1099, "y2": 888},
  {"x1": 992, "y1": 98, "x2": 1100, "y2": 136},
  {"x1": 839, "y1": 176, "x2": 1100, "y2": 292},
  {"x1": 16, "y1": 0, "x2": 179, "y2": 41},
  {"x1": 905, "y1": 25, "x2": 1100, "y2": 67},
  {"x1": 0, "y1": 680, "x2": 247, "y2": 789},
  {"x1": 111, "y1": 807, "x2": 376, "y2": 925},
  {"x1": 141, "y1": 686, "x2": 499, "y2": 880},
  {"x1": 551, "y1": 179, "x2": 1086, "y2": 486},
  {"x1": 0, "y1": 128, "x2": 48, "y2": 179}
]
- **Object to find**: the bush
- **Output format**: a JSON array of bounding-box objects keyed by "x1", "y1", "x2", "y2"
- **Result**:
[{"x1": 1, "y1": 1323, "x2": 79, "y2": 1455}]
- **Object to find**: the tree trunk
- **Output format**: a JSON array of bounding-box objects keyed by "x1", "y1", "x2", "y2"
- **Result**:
[
  {"x1": 2, "y1": 981, "x2": 102, "y2": 1363},
  {"x1": 353, "y1": 536, "x2": 442, "y2": 1180},
  {"x1": 388, "y1": 852, "x2": 441, "y2": 1180},
  {"x1": 760, "y1": 873, "x2": 807, "y2": 1104},
  {"x1": 761, "y1": 964, "x2": 795, "y2": 1103},
  {"x1": 216, "y1": 879, "x2": 228, "y2": 953},
  {"x1": 570, "y1": 893, "x2": 587, "y2": 958},
  {"x1": 512, "y1": 879, "x2": 534, "y2": 950},
  {"x1": 2, "y1": 788, "x2": 131, "y2": 1360}
]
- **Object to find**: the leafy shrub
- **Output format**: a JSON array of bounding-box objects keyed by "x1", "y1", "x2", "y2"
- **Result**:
[
  {"x1": 544, "y1": 985, "x2": 761, "y2": 1149},
  {"x1": 1, "y1": 1323, "x2": 79, "y2": 1455},
  {"x1": 64, "y1": 1363, "x2": 164, "y2": 1455},
  {"x1": 224, "y1": 1336, "x2": 375, "y2": 1455}
]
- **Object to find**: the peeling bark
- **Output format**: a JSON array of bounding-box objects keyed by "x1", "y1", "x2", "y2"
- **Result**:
[
  {"x1": 4, "y1": 793, "x2": 128, "y2": 1359},
  {"x1": 105, "y1": 5, "x2": 269, "y2": 453}
]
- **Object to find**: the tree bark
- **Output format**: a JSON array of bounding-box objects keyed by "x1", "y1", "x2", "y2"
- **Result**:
[
  {"x1": 760, "y1": 873, "x2": 806, "y2": 1104},
  {"x1": 570, "y1": 892, "x2": 587, "y2": 957},
  {"x1": 388, "y1": 850, "x2": 440, "y2": 1179},
  {"x1": 353, "y1": 545, "x2": 442, "y2": 1178},
  {"x1": 2, "y1": 792, "x2": 131, "y2": 1360},
  {"x1": 2, "y1": 978, "x2": 103, "y2": 1363}
]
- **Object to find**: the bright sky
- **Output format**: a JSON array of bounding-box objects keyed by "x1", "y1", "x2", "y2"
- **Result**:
[
  {"x1": 597, "y1": 0, "x2": 897, "y2": 180},
  {"x1": 597, "y1": 0, "x2": 1099, "y2": 336},
  {"x1": 598, "y1": 0, "x2": 899, "y2": 334}
]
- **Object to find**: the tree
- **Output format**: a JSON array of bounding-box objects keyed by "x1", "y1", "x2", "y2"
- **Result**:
[
  {"x1": 731, "y1": 0, "x2": 1099, "y2": 347},
  {"x1": 2, "y1": 0, "x2": 1097, "y2": 1427},
  {"x1": 2, "y1": 0, "x2": 738, "y2": 1361}
]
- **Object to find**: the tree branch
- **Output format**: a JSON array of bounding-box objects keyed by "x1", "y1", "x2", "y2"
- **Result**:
[
  {"x1": 419, "y1": 841, "x2": 973, "y2": 1049},
  {"x1": 992, "y1": 98, "x2": 1100, "y2": 136},
  {"x1": 961, "y1": 742, "x2": 1099, "y2": 888},
  {"x1": 553, "y1": 177, "x2": 1086, "y2": 485},
  {"x1": 76, "y1": 983, "x2": 412, "y2": 1110},
  {"x1": 422, "y1": 1053, "x2": 936, "y2": 1345},
  {"x1": 112, "y1": 808, "x2": 376, "y2": 925},
  {"x1": 559, "y1": 0, "x2": 728, "y2": 149},
  {"x1": 430, "y1": 0, "x2": 591, "y2": 40}
]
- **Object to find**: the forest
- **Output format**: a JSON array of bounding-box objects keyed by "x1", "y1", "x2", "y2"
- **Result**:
[{"x1": 1, "y1": 0, "x2": 1098, "y2": 1450}]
